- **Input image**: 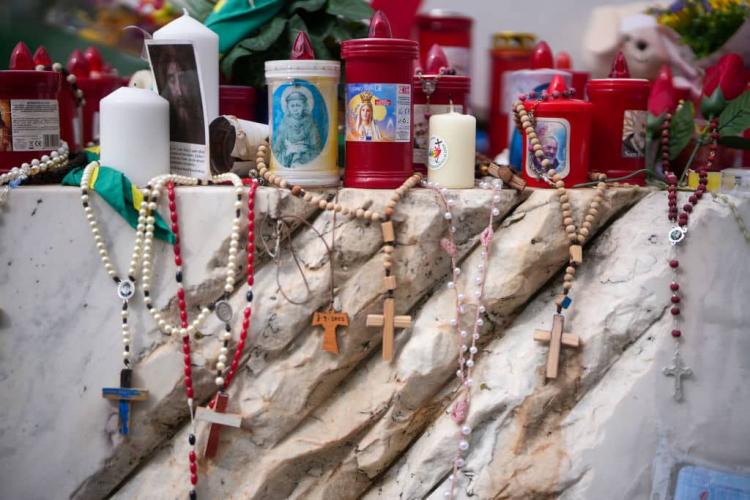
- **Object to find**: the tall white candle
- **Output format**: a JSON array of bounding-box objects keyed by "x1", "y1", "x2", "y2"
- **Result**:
[
  {"x1": 99, "y1": 87, "x2": 170, "y2": 186},
  {"x1": 427, "y1": 105, "x2": 476, "y2": 188},
  {"x1": 153, "y1": 9, "x2": 219, "y2": 123}
]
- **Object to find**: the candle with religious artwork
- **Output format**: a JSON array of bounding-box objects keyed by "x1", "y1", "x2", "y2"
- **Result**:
[
  {"x1": 342, "y1": 10, "x2": 418, "y2": 188},
  {"x1": 99, "y1": 87, "x2": 170, "y2": 186},
  {"x1": 427, "y1": 103, "x2": 476, "y2": 188},
  {"x1": 488, "y1": 32, "x2": 536, "y2": 156},
  {"x1": 520, "y1": 74, "x2": 593, "y2": 188},
  {"x1": 504, "y1": 41, "x2": 571, "y2": 168},
  {"x1": 586, "y1": 52, "x2": 650, "y2": 185},
  {"x1": 153, "y1": 9, "x2": 219, "y2": 123},
  {"x1": 265, "y1": 31, "x2": 339, "y2": 187},
  {"x1": 0, "y1": 42, "x2": 62, "y2": 172},
  {"x1": 413, "y1": 44, "x2": 471, "y2": 174},
  {"x1": 70, "y1": 47, "x2": 123, "y2": 145}
]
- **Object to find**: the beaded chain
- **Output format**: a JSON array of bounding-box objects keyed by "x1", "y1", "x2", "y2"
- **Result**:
[
  {"x1": 79, "y1": 161, "x2": 146, "y2": 367},
  {"x1": 0, "y1": 142, "x2": 71, "y2": 205},
  {"x1": 425, "y1": 178, "x2": 503, "y2": 499},
  {"x1": 513, "y1": 100, "x2": 609, "y2": 301},
  {"x1": 36, "y1": 61, "x2": 87, "y2": 108},
  {"x1": 254, "y1": 144, "x2": 423, "y2": 359},
  {"x1": 659, "y1": 112, "x2": 712, "y2": 401}
]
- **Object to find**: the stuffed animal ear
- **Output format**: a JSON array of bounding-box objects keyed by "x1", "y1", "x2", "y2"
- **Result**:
[
  {"x1": 584, "y1": 6, "x2": 624, "y2": 55},
  {"x1": 657, "y1": 24, "x2": 699, "y2": 79}
]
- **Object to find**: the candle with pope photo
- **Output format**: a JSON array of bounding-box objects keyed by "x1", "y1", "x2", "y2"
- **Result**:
[{"x1": 427, "y1": 102, "x2": 476, "y2": 188}]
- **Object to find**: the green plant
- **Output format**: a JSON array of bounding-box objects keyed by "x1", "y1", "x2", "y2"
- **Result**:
[{"x1": 186, "y1": 0, "x2": 371, "y2": 88}]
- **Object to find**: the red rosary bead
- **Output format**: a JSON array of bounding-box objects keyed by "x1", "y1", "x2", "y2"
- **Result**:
[
  {"x1": 670, "y1": 282, "x2": 679, "y2": 291},
  {"x1": 671, "y1": 307, "x2": 680, "y2": 316},
  {"x1": 669, "y1": 260, "x2": 679, "y2": 268},
  {"x1": 671, "y1": 295, "x2": 681, "y2": 304},
  {"x1": 671, "y1": 329, "x2": 682, "y2": 338}
]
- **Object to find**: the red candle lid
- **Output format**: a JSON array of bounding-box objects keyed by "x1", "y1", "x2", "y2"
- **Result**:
[
  {"x1": 33, "y1": 46, "x2": 52, "y2": 68},
  {"x1": 291, "y1": 32, "x2": 315, "y2": 60},
  {"x1": 84, "y1": 46, "x2": 105, "y2": 74},
  {"x1": 341, "y1": 10, "x2": 418, "y2": 60},
  {"x1": 67, "y1": 49, "x2": 90, "y2": 79},
  {"x1": 530, "y1": 41, "x2": 554, "y2": 69},
  {"x1": 413, "y1": 44, "x2": 470, "y2": 93},
  {"x1": 609, "y1": 51, "x2": 630, "y2": 78},
  {"x1": 416, "y1": 9, "x2": 473, "y2": 31},
  {"x1": 9, "y1": 42, "x2": 34, "y2": 70},
  {"x1": 555, "y1": 51, "x2": 572, "y2": 70}
]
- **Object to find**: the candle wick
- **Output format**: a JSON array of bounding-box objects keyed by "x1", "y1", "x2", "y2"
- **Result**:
[{"x1": 449, "y1": 99, "x2": 454, "y2": 113}]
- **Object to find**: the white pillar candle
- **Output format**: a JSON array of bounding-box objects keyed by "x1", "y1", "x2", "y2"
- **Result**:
[
  {"x1": 427, "y1": 106, "x2": 476, "y2": 188},
  {"x1": 153, "y1": 9, "x2": 219, "y2": 123},
  {"x1": 99, "y1": 87, "x2": 170, "y2": 186}
]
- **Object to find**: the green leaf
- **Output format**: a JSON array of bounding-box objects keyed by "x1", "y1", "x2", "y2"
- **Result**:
[
  {"x1": 185, "y1": 0, "x2": 216, "y2": 21},
  {"x1": 701, "y1": 87, "x2": 727, "y2": 119},
  {"x1": 718, "y1": 90, "x2": 750, "y2": 137},
  {"x1": 669, "y1": 101, "x2": 695, "y2": 160},
  {"x1": 288, "y1": 0, "x2": 327, "y2": 13},
  {"x1": 326, "y1": 0, "x2": 372, "y2": 21},
  {"x1": 718, "y1": 135, "x2": 750, "y2": 150},
  {"x1": 287, "y1": 14, "x2": 309, "y2": 44},
  {"x1": 237, "y1": 16, "x2": 287, "y2": 52},
  {"x1": 646, "y1": 113, "x2": 665, "y2": 138}
]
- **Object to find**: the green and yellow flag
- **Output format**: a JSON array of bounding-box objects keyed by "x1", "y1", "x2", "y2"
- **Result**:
[
  {"x1": 62, "y1": 163, "x2": 175, "y2": 244},
  {"x1": 205, "y1": 0, "x2": 285, "y2": 54}
]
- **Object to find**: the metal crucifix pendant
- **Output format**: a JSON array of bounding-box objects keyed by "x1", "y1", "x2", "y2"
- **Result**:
[{"x1": 663, "y1": 351, "x2": 693, "y2": 402}]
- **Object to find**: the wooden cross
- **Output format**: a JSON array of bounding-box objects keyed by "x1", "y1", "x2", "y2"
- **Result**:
[
  {"x1": 533, "y1": 314, "x2": 580, "y2": 379},
  {"x1": 663, "y1": 351, "x2": 693, "y2": 402},
  {"x1": 366, "y1": 297, "x2": 412, "y2": 361},
  {"x1": 312, "y1": 309, "x2": 349, "y2": 354},
  {"x1": 195, "y1": 391, "x2": 242, "y2": 458},
  {"x1": 102, "y1": 368, "x2": 149, "y2": 435}
]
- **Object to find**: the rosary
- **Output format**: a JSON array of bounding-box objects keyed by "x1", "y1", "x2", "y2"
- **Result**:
[
  {"x1": 513, "y1": 96, "x2": 609, "y2": 380},
  {"x1": 139, "y1": 172, "x2": 256, "y2": 499},
  {"x1": 658, "y1": 110, "x2": 712, "y2": 401}
]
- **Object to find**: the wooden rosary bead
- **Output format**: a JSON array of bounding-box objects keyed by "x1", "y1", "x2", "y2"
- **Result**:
[
  {"x1": 326, "y1": 202, "x2": 335, "y2": 211},
  {"x1": 589, "y1": 207, "x2": 599, "y2": 216},
  {"x1": 582, "y1": 221, "x2": 592, "y2": 230},
  {"x1": 579, "y1": 227, "x2": 590, "y2": 237},
  {"x1": 534, "y1": 150, "x2": 545, "y2": 158},
  {"x1": 563, "y1": 217, "x2": 573, "y2": 226},
  {"x1": 363, "y1": 210, "x2": 373, "y2": 219},
  {"x1": 279, "y1": 179, "x2": 289, "y2": 189},
  {"x1": 561, "y1": 202, "x2": 571, "y2": 212},
  {"x1": 530, "y1": 137, "x2": 540, "y2": 146},
  {"x1": 559, "y1": 194, "x2": 568, "y2": 204},
  {"x1": 564, "y1": 273, "x2": 574, "y2": 282},
  {"x1": 384, "y1": 207, "x2": 394, "y2": 217},
  {"x1": 576, "y1": 234, "x2": 586, "y2": 243},
  {"x1": 562, "y1": 281, "x2": 573, "y2": 291},
  {"x1": 556, "y1": 187, "x2": 566, "y2": 196},
  {"x1": 303, "y1": 192, "x2": 313, "y2": 202},
  {"x1": 590, "y1": 201, "x2": 600, "y2": 209},
  {"x1": 584, "y1": 214, "x2": 594, "y2": 222},
  {"x1": 291, "y1": 185, "x2": 302, "y2": 195},
  {"x1": 341, "y1": 207, "x2": 351, "y2": 216},
  {"x1": 541, "y1": 159, "x2": 551, "y2": 168},
  {"x1": 383, "y1": 260, "x2": 392, "y2": 270},
  {"x1": 565, "y1": 224, "x2": 576, "y2": 234},
  {"x1": 547, "y1": 169, "x2": 557, "y2": 178},
  {"x1": 525, "y1": 126, "x2": 535, "y2": 135},
  {"x1": 597, "y1": 182, "x2": 607, "y2": 190},
  {"x1": 371, "y1": 212, "x2": 381, "y2": 222},
  {"x1": 334, "y1": 204, "x2": 342, "y2": 212},
  {"x1": 597, "y1": 173, "x2": 606, "y2": 182},
  {"x1": 383, "y1": 245, "x2": 394, "y2": 254},
  {"x1": 356, "y1": 208, "x2": 365, "y2": 218},
  {"x1": 565, "y1": 266, "x2": 576, "y2": 275}
]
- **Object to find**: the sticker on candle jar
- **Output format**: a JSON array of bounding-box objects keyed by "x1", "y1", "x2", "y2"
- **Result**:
[
  {"x1": 271, "y1": 80, "x2": 328, "y2": 168},
  {"x1": 414, "y1": 104, "x2": 463, "y2": 164},
  {"x1": 525, "y1": 117, "x2": 570, "y2": 179},
  {"x1": 0, "y1": 99, "x2": 60, "y2": 152},
  {"x1": 622, "y1": 109, "x2": 646, "y2": 158},
  {"x1": 346, "y1": 84, "x2": 411, "y2": 142},
  {"x1": 427, "y1": 135, "x2": 448, "y2": 170}
]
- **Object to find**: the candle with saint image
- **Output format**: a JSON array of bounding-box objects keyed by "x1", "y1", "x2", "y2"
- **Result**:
[
  {"x1": 427, "y1": 103, "x2": 476, "y2": 188},
  {"x1": 153, "y1": 9, "x2": 219, "y2": 123}
]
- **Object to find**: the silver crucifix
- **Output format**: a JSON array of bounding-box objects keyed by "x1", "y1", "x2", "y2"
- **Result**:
[{"x1": 663, "y1": 351, "x2": 693, "y2": 402}]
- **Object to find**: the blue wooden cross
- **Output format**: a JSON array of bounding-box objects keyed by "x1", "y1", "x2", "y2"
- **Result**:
[{"x1": 102, "y1": 369, "x2": 149, "y2": 435}]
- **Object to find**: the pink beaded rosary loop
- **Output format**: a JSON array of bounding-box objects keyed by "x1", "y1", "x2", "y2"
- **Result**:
[{"x1": 424, "y1": 176, "x2": 504, "y2": 499}]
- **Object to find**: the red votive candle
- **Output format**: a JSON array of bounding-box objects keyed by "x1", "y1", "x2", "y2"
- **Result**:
[
  {"x1": 586, "y1": 51, "x2": 650, "y2": 185},
  {"x1": 413, "y1": 44, "x2": 471, "y2": 174},
  {"x1": 220, "y1": 85, "x2": 257, "y2": 121},
  {"x1": 415, "y1": 10, "x2": 473, "y2": 77},
  {"x1": 342, "y1": 10, "x2": 418, "y2": 188},
  {"x1": 521, "y1": 75, "x2": 592, "y2": 188},
  {"x1": 1, "y1": 42, "x2": 62, "y2": 172},
  {"x1": 488, "y1": 32, "x2": 535, "y2": 156}
]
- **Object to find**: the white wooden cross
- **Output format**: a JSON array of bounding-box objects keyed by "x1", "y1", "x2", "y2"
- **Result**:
[
  {"x1": 663, "y1": 351, "x2": 693, "y2": 402},
  {"x1": 196, "y1": 392, "x2": 242, "y2": 458}
]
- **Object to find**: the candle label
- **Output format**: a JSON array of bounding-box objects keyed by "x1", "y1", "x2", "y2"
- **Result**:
[
  {"x1": 427, "y1": 135, "x2": 449, "y2": 170},
  {"x1": 345, "y1": 83, "x2": 411, "y2": 142},
  {"x1": 414, "y1": 104, "x2": 463, "y2": 165},
  {"x1": 270, "y1": 79, "x2": 329, "y2": 169},
  {"x1": 0, "y1": 99, "x2": 60, "y2": 152},
  {"x1": 622, "y1": 110, "x2": 646, "y2": 158},
  {"x1": 525, "y1": 117, "x2": 570, "y2": 179}
]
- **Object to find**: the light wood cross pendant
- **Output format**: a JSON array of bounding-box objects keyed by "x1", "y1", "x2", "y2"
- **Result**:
[
  {"x1": 534, "y1": 314, "x2": 581, "y2": 379},
  {"x1": 102, "y1": 368, "x2": 149, "y2": 435},
  {"x1": 195, "y1": 391, "x2": 242, "y2": 458},
  {"x1": 312, "y1": 309, "x2": 349, "y2": 354},
  {"x1": 367, "y1": 297, "x2": 412, "y2": 361}
]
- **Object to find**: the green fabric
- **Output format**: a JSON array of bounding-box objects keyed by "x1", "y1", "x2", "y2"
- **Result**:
[
  {"x1": 62, "y1": 166, "x2": 175, "y2": 244},
  {"x1": 205, "y1": 0, "x2": 285, "y2": 54}
]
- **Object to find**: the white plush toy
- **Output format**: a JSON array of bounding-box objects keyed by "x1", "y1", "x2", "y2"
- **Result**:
[
  {"x1": 584, "y1": 5, "x2": 701, "y2": 97},
  {"x1": 128, "y1": 69, "x2": 155, "y2": 91}
]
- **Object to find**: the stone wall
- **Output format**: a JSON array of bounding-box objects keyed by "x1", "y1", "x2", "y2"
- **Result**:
[{"x1": 1, "y1": 185, "x2": 748, "y2": 500}]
